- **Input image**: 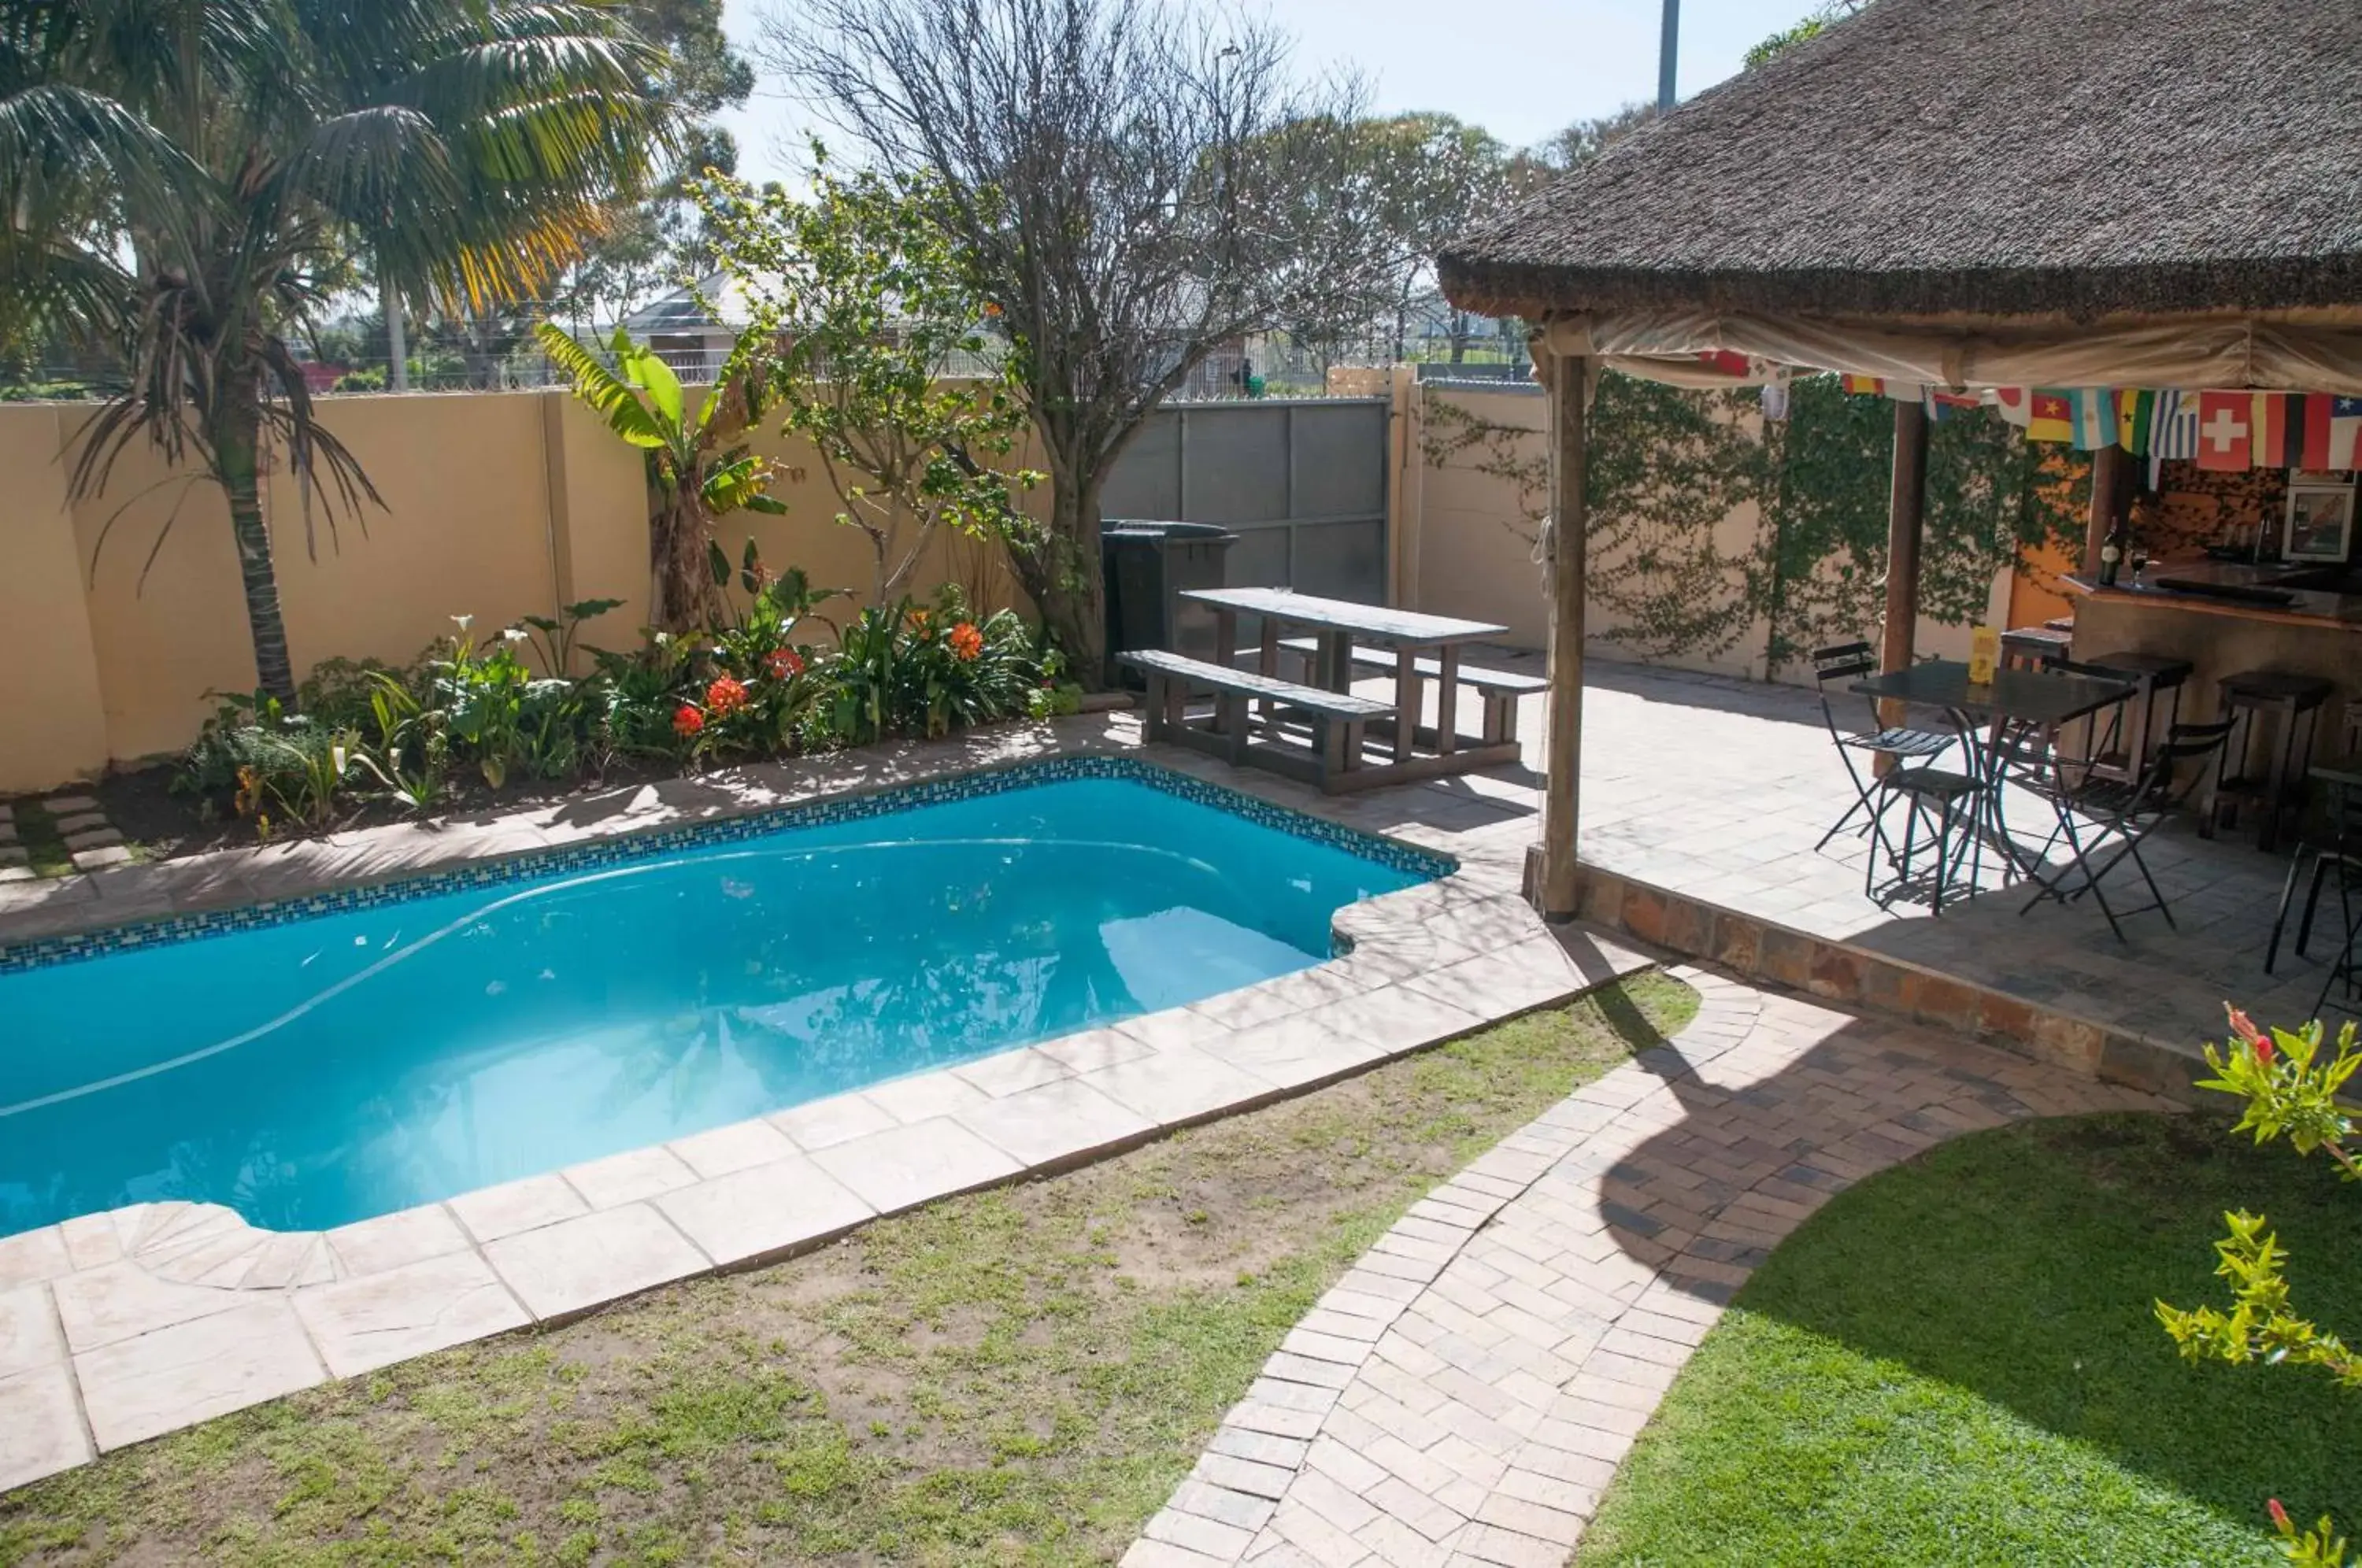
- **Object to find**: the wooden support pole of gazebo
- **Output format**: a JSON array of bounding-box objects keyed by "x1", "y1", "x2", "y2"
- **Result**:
[
  {"x1": 1537, "y1": 352, "x2": 1589, "y2": 919},
  {"x1": 1879, "y1": 399, "x2": 1929, "y2": 728},
  {"x1": 2082, "y1": 444, "x2": 2125, "y2": 579}
]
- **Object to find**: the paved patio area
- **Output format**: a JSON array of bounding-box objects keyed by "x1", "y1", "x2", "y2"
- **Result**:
[
  {"x1": 1126, "y1": 963, "x2": 2175, "y2": 1567},
  {"x1": 1367, "y1": 653, "x2": 2345, "y2": 1063}
]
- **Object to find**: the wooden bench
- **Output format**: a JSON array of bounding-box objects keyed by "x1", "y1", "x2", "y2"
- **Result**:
[
  {"x1": 1276, "y1": 636, "x2": 1545, "y2": 745},
  {"x1": 1118, "y1": 649, "x2": 1392, "y2": 790}
]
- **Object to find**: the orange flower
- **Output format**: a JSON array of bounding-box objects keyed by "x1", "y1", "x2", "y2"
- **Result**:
[
  {"x1": 982, "y1": 301, "x2": 1003, "y2": 318},
  {"x1": 948, "y1": 621, "x2": 984, "y2": 662},
  {"x1": 672, "y1": 704, "x2": 705, "y2": 737},
  {"x1": 765, "y1": 647, "x2": 805, "y2": 680},
  {"x1": 706, "y1": 675, "x2": 749, "y2": 716}
]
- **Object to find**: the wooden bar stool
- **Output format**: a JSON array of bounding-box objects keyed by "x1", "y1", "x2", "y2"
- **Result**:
[
  {"x1": 1999, "y1": 625, "x2": 2071, "y2": 670},
  {"x1": 2077, "y1": 651, "x2": 2192, "y2": 779},
  {"x1": 2212, "y1": 671, "x2": 2336, "y2": 852}
]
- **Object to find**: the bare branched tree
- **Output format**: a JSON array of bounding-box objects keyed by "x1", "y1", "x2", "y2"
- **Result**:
[{"x1": 758, "y1": 0, "x2": 1385, "y2": 671}]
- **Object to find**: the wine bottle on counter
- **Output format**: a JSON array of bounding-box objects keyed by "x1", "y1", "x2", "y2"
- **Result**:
[{"x1": 2098, "y1": 516, "x2": 2125, "y2": 586}]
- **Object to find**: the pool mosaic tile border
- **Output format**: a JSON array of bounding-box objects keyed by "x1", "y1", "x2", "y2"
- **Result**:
[{"x1": 0, "y1": 756, "x2": 1454, "y2": 975}]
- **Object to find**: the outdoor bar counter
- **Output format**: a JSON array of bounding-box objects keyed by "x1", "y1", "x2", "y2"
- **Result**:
[{"x1": 2066, "y1": 560, "x2": 2362, "y2": 728}]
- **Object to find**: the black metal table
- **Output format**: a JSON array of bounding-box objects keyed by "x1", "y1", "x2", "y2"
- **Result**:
[
  {"x1": 1851, "y1": 660, "x2": 2135, "y2": 881},
  {"x1": 1851, "y1": 660, "x2": 2135, "y2": 732}
]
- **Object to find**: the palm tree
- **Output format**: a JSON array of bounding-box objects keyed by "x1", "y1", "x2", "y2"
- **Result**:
[{"x1": 2, "y1": 1, "x2": 676, "y2": 702}]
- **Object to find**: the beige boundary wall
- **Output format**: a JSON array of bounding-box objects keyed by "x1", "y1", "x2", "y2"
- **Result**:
[
  {"x1": 2, "y1": 375, "x2": 2007, "y2": 793},
  {"x1": 0, "y1": 390, "x2": 1024, "y2": 793}
]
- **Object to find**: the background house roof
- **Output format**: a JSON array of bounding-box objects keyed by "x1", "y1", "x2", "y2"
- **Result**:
[{"x1": 1440, "y1": 0, "x2": 2362, "y2": 324}]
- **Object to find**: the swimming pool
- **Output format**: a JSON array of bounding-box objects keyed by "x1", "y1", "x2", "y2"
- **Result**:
[{"x1": 0, "y1": 763, "x2": 1444, "y2": 1238}]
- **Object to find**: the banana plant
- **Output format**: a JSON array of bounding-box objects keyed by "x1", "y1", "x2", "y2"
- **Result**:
[{"x1": 535, "y1": 323, "x2": 791, "y2": 630}]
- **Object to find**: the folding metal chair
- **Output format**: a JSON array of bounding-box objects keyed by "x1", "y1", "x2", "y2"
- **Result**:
[
  {"x1": 1809, "y1": 642, "x2": 1957, "y2": 853},
  {"x1": 2013, "y1": 719, "x2": 2234, "y2": 941},
  {"x1": 1987, "y1": 663, "x2": 2137, "y2": 871},
  {"x1": 1869, "y1": 761, "x2": 1986, "y2": 914}
]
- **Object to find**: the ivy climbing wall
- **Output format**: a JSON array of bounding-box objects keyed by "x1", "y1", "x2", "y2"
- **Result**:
[{"x1": 1408, "y1": 373, "x2": 2089, "y2": 683}]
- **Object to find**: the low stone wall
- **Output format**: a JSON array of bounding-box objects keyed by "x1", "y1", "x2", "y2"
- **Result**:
[{"x1": 1562, "y1": 860, "x2": 2201, "y2": 1107}]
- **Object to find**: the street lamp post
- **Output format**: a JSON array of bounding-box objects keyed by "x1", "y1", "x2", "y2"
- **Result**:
[{"x1": 1657, "y1": 0, "x2": 1679, "y2": 110}]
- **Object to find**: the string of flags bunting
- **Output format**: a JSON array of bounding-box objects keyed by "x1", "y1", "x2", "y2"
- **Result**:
[{"x1": 1834, "y1": 375, "x2": 2362, "y2": 470}]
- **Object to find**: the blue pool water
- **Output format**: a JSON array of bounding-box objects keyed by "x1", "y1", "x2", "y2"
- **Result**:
[{"x1": 0, "y1": 771, "x2": 1436, "y2": 1237}]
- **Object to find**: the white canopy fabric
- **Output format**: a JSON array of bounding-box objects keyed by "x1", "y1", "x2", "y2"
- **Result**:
[{"x1": 1533, "y1": 310, "x2": 2362, "y2": 395}]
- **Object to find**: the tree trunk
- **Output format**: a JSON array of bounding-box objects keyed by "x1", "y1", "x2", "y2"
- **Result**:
[
  {"x1": 1043, "y1": 477, "x2": 1107, "y2": 682},
  {"x1": 650, "y1": 484, "x2": 713, "y2": 631},
  {"x1": 215, "y1": 388, "x2": 298, "y2": 704},
  {"x1": 1005, "y1": 424, "x2": 1110, "y2": 684}
]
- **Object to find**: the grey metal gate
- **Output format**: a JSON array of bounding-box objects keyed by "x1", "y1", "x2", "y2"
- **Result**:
[{"x1": 1101, "y1": 398, "x2": 1390, "y2": 603}]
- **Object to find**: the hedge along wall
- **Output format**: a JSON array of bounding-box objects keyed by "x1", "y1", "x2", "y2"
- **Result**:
[{"x1": 1413, "y1": 372, "x2": 2090, "y2": 681}]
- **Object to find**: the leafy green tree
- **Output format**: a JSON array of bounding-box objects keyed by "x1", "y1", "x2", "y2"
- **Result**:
[
  {"x1": 537, "y1": 323, "x2": 787, "y2": 629},
  {"x1": 4, "y1": 0, "x2": 676, "y2": 703},
  {"x1": 1522, "y1": 101, "x2": 1660, "y2": 181},
  {"x1": 1319, "y1": 113, "x2": 1510, "y2": 364},
  {"x1": 1746, "y1": 0, "x2": 1873, "y2": 70},
  {"x1": 699, "y1": 149, "x2": 1038, "y2": 605}
]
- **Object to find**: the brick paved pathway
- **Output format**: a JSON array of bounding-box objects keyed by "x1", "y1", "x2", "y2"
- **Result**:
[{"x1": 1125, "y1": 965, "x2": 2179, "y2": 1567}]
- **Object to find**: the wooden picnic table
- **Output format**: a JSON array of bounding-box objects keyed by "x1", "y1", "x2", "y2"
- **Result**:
[{"x1": 1180, "y1": 586, "x2": 1518, "y2": 786}]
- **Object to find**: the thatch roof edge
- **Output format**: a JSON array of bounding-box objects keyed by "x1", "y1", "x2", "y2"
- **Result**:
[{"x1": 1438, "y1": 256, "x2": 2362, "y2": 326}]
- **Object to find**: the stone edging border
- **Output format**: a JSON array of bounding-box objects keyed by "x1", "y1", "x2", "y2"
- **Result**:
[
  {"x1": 0, "y1": 753, "x2": 1449, "y2": 974},
  {"x1": 1567, "y1": 862, "x2": 2201, "y2": 1106}
]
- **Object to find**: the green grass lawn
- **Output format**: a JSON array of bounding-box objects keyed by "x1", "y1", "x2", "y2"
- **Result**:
[
  {"x1": 0, "y1": 974, "x2": 1696, "y2": 1567},
  {"x1": 1576, "y1": 1111, "x2": 2362, "y2": 1567}
]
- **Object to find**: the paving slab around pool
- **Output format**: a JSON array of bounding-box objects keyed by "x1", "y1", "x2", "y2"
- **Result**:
[{"x1": 0, "y1": 719, "x2": 1580, "y2": 1491}]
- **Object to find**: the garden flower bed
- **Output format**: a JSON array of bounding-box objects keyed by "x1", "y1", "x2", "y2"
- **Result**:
[{"x1": 39, "y1": 561, "x2": 1083, "y2": 872}]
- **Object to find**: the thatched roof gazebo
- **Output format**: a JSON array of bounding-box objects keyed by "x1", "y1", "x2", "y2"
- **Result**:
[{"x1": 1438, "y1": 0, "x2": 2362, "y2": 917}]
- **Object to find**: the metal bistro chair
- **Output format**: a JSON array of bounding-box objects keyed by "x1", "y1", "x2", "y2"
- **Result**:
[
  {"x1": 1809, "y1": 642, "x2": 1957, "y2": 854},
  {"x1": 1988, "y1": 663, "x2": 2137, "y2": 864},
  {"x1": 2264, "y1": 767, "x2": 2362, "y2": 1015},
  {"x1": 2012, "y1": 718, "x2": 2234, "y2": 941},
  {"x1": 1869, "y1": 755, "x2": 1986, "y2": 914}
]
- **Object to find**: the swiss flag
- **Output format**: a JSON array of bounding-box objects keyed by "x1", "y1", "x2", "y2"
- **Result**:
[{"x1": 2196, "y1": 390, "x2": 2251, "y2": 471}]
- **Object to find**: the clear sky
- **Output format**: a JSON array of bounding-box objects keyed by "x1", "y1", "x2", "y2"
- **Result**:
[{"x1": 715, "y1": 0, "x2": 1823, "y2": 183}]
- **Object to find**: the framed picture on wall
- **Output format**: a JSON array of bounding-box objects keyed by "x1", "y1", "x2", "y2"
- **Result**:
[{"x1": 2286, "y1": 480, "x2": 2357, "y2": 562}]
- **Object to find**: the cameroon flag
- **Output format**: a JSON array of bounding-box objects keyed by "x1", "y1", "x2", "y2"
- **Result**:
[{"x1": 2027, "y1": 390, "x2": 2075, "y2": 443}]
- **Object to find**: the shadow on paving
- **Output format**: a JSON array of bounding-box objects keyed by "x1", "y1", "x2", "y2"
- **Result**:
[
  {"x1": 1581, "y1": 657, "x2": 1831, "y2": 732},
  {"x1": 1590, "y1": 1012, "x2": 2362, "y2": 1535}
]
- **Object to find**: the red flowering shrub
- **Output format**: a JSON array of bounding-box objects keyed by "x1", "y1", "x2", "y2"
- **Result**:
[
  {"x1": 705, "y1": 675, "x2": 750, "y2": 717},
  {"x1": 766, "y1": 647, "x2": 805, "y2": 680},
  {"x1": 948, "y1": 621, "x2": 983, "y2": 662},
  {"x1": 672, "y1": 704, "x2": 705, "y2": 737}
]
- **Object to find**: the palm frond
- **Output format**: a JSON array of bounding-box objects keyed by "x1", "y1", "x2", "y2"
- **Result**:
[
  {"x1": 535, "y1": 321, "x2": 670, "y2": 449},
  {"x1": 613, "y1": 327, "x2": 684, "y2": 428}
]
